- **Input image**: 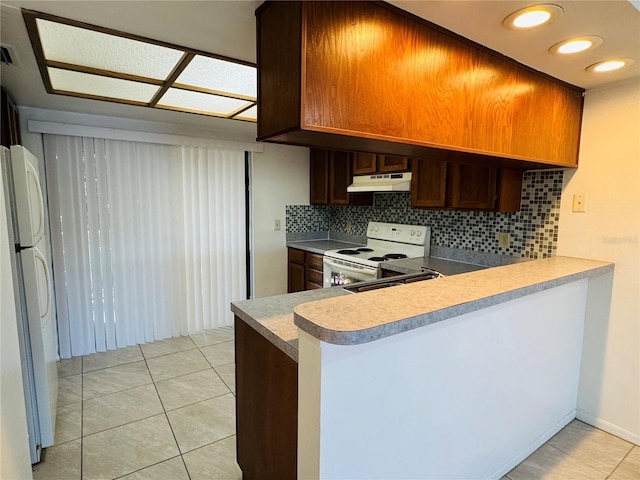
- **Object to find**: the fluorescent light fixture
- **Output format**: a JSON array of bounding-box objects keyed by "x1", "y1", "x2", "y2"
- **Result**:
[
  {"x1": 36, "y1": 18, "x2": 184, "y2": 80},
  {"x1": 503, "y1": 5, "x2": 563, "y2": 30},
  {"x1": 157, "y1": 88, "x2": 252, "y2": 116},
  {"x1": 23, "y1": 10, "x2": 257, "y2": 123},
  {"x1": 175, "y1": 55, "x2": 257, "y2": 99},
  {"x1": 549, "y1": 36, "x2": 603, "y2": 55},
  {"x1": 48, "y1": 67, "x2": 159, "y2": 103},
  {"x1": 586, "y1": 59, "x2": 634, "y2": 73}
]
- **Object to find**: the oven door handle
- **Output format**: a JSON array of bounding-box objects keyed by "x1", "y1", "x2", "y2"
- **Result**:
[{"x1": 323, "y1": 258, "x2": 378, "y2": 276}]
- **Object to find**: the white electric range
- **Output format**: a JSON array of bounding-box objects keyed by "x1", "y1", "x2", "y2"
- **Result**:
[{"x1": 323, "y1": 222, "x2": 431, "y2": 287}]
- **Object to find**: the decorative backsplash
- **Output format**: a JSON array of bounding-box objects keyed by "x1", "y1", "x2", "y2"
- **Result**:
[{"x1": 285, "y1": 170, "x2": 564, "y2": 259}]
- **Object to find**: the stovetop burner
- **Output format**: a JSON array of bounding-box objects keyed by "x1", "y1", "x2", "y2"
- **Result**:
[
  {"x1": 337, "y1": 249, "x2": 361, "y2": 255},
  {"x1": 384, "y1": 253, "x2": 408, "y2": 260},
  {"x1": 368, "y1": 256, "x2": 389, "y2": 262},
  {"x1": 356, "y1": 248, "x2": 373, "y2": 252}
]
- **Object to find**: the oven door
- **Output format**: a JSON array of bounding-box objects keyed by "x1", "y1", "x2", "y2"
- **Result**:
[{"x1": 323, "y1": 256, "x2": 379, "y2": 287}]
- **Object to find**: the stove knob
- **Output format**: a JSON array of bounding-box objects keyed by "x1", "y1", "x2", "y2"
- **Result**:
[
  {"x1": 410, "y1": 230, "x2": 415, "y2": 236},
  {"x1": 416, "y1": 231, "x2": 422, "y2": 237}
]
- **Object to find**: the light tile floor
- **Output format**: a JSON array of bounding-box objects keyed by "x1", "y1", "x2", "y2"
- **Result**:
[
  {"x1": 33, "y1": 326, "x2": 240, "y2": 480},
  {"x1": 35, "y1": 326, "x2": 639, "y2": 479}
]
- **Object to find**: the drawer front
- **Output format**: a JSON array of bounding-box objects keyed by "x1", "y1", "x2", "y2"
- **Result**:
[
  {"x1": 288, "y1": 247, "x2": 305, "y2": 265},
  {"x1": 306, "y1": 252, "x2": 324, "y2": 270},
  {"x1": 305, "y1": 267, "x2": 323, "y2": 286},
  {"x1": 305, "y1": 281, "x2": 323, "y2": 290}
]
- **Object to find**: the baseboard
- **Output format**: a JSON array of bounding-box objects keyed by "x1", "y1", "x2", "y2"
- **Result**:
[
  {"x1": 576, "y1": 411, "x2": 640, "y2": 446},
  {"x1": 490, "y1": 410, "x2": 576, "y2": 479}
]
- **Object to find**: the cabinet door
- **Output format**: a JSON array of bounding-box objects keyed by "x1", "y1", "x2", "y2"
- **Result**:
[
  {"x1": 288, "y1": 262, "x2": 305, "y2": 293},
  {"x1": 379, "y1": 155, "x2": 409, "y2": 172},
  {"x1": 310, "y1": 148, "x2": 329, "y2": 205},
  {"x1": 329, "y1": 150, "x2": 351, "y2": 205},
  {"x1": 411, "y1": 158, "x2": 447, "y2": 208},
  {"x1": 496, "y1": 169, "x2": 523, "y2": 213},
  {"x1": 352, "y1": 152, "x2": 377, "y2": 174},
  {"x1": 449, "y1": 163, "x2": 497, "y2": 210},
  {"x1": 287, "y1": 248, "x2": 306, "y2": 293}
]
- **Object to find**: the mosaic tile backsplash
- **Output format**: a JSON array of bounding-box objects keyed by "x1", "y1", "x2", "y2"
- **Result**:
[{"x1": 285, "y1": 170, "x2": 563, "y2": 259}]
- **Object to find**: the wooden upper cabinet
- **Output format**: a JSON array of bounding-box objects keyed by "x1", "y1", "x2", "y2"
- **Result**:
[
  {"x1": 256, "y1": 1, "x2": 584, "y2": 169},
  {"x1": 411, "y1": 158, "x2": 523, "y2": 212},
  {"x1": 352, "y1": 152, "x2": 377, "y2": 174},
  {"x1": 310, "y1": 148, "x2": 329, "y2": 204},
  {"x1": 379, "y1": 156, "x2": 409, "y2": 173},
  {"x1": 328, "y1": 150, "x2": 351, "y2": 205},
  {"x1": 411, "y1": 159, "x2": 447, "y2": 208},
  {"x1": 310, "y1": 148, "x2": 373, "y2": 206},
  {"x1": 448, "y1": 163, "x2": 497, "y2": 210}
]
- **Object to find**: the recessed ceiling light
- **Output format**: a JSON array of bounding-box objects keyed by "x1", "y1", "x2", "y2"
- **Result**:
[
  {"x1": 503, "y1": 5, "x2": 563, "y2": 30},
  {"x1": 586, "y1": 59, "x2": 635, "y2": 73},
  {"x1": 549, "y1": 36, "x2": 603, "y2": 55}
]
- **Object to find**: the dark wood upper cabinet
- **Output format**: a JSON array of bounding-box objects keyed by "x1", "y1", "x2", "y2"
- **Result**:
[
  {"x1": 352, "y1": 152, "x2": 377, "y2": 175},
  {"x1": 328, "y1": 150, "x2": 351, "y2": 205},
  {"x1": 448, "y1": 163, "x2": 497, "y2": 210},
  {"x1": 309, "y1": 148, "x2": 329, "y2": 204},
  {"x1": 256, "y1": 1, "x2": 584, "y2": 169},
  {"x1": 411, "y1": 159, "x2": 447, "y2": 208},
  {"x1": 379, "y1": 155, "x2": 409, "y2": 173},
  {"x1": 412, "y1": 158, "x2": 523, "y2": 212},
  {"x1": 311, "y1": 148, "x2": 373, "y2": 206}
]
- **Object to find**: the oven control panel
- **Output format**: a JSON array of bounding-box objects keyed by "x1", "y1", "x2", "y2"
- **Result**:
[{"x1": 367, "y1": 222, "x2": 429, "y2": 246}]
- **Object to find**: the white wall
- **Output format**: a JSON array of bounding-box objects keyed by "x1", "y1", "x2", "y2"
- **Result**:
[
  {"x1": 557, "y1": 78, "x2": 640, "y2": 444},
  {"x1": 251, "y1": 143, "x2": 310, "y2": 298},
  {"x1": 1, "y1": 163, "x2": 33, "y2": 480},
  {"x1": 298, "y1": 279, "x2": 593, "y2": 480}
]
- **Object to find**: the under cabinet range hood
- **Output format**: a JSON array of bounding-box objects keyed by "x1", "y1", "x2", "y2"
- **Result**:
[{"x1": 347, "y1": 172, "x2": 412, "y2": 193}]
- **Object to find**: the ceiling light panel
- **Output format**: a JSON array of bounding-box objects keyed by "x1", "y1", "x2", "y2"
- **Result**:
[
  {"x1": 235, "y1": 105, "x2": 257, "y2": 121},
  {"x1": 36, "y1": 19, "x2": 184, "y2": 79},
  {"x1": 157, "y1": 88, "x2": 253, "y2": 115},
  {"x1": 175, "y1": 55, "x2": 257, "y2": 99},
  {"x1": 48, "y1": 67, "x2": 160, "y2": 103}
]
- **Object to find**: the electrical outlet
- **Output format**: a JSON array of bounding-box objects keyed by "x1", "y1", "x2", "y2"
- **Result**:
[
  {"x1": 274, "y1": 219, "x2": 281, "y2": 231},
  {"x1": 572, "y1": 193, "x2": 586, "y2": 212},
  {"x1": 498, "y1": 232, "x2": 510, "y2": 249}
]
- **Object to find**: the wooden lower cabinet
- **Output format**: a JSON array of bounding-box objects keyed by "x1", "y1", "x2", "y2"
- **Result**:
[
  {"x1": 288, "y1": 247, "x2": 324, "y2": 292},
  {"x1": 305, "y1": 251, "x2": 324, "y2": 290},
  {"x1": 288, "y1": 248, "x2": 306, "y2": 293},
  {"x1": 235, "y1": 316, "x2": 297, "y2": 480}
]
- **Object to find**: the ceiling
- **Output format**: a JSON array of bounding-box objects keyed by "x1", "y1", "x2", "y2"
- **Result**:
[{"x1": 1, "y1": 0, "x2": 639, "y2": 136}]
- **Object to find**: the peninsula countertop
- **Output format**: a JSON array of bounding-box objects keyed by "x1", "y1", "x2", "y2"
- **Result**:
[
  {"x1": 232, "y1": 256, "x2": 613, "y2": 362},
  {"x1": 293, "y1": 256, "x2": 613, "y2": 346}
]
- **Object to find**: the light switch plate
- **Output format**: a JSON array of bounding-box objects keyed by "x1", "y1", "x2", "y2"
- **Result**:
[
  {"x1": 572, "y1": 194, "x2": 586, "y2": 212},
  {"x1": 498, "y1": 232, "x2": 510, "y2": 249}
]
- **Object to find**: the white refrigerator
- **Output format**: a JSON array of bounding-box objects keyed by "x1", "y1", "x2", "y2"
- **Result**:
[{"x1": 1, "y1": 145, "x2": 58, "y2": 463}]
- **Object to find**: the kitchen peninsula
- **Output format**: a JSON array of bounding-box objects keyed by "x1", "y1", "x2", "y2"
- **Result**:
[{"x1": 231, "y1": 256, "x2": 614, "y2": 479}]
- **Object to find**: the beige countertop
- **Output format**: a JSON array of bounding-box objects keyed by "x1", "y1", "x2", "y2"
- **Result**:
[
  {"x1": 231, "y1": 287, "x2": 351, "y2": 361},
  {"x1": 293, "y1": 256, "x2": 614, "y2": 346}
]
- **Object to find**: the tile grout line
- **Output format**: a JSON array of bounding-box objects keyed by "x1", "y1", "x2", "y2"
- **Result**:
[
  {"x1": 142, "y1": 346, "x2": 193, "y2": 480},
  {"x1": 605, "y1": 444, "x2": 636, "y2": 479}
]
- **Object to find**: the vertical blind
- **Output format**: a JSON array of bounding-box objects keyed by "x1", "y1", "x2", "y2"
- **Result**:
[{"x1": 44, "y1": 135, "x2": 246, "y2": 358}]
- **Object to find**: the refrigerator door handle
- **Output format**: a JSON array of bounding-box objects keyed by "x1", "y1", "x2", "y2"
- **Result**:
[{"x1": 34, "y1": 248, "x2": 51, "y2": 319}]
